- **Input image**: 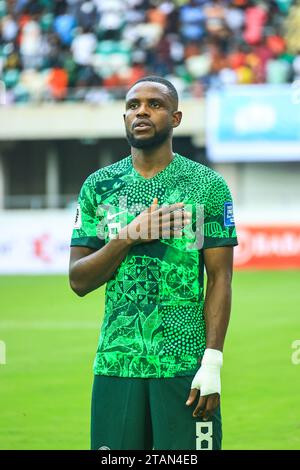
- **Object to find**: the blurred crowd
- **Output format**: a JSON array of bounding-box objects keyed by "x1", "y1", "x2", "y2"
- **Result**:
[{"x1": 1, "y1": 0, "x2": 300, "y2": 103}]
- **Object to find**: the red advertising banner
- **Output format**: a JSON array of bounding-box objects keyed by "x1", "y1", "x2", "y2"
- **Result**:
[{"x1": 234, "y1": 225, "x2": 300, "y2": 270}]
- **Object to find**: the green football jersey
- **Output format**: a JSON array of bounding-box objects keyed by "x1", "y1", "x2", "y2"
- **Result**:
[{"x1": 71, "y1": 153, "x2": 238, "y2": 378}]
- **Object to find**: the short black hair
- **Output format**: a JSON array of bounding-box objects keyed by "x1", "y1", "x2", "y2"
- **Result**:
[{"x1": 127, "y1": 75, "x2": 179, "y2": 110}]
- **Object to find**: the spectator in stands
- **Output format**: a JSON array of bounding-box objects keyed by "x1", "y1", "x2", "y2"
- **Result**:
[
  {"x1": 243, "y1": 2, "x2": 268, "y2": 46},
  {"x1": 71, "y1": 26, "x2": 97, "y2": 67},
  {"x1": 19, "y1": 14, "x2": 43, "y2": 69},
  {"x1": 53, "y1": 5, "x2": 76, "y2": 46},
  {"x1": 48, "y1": 62, "x2": 68, "y2": 100}
]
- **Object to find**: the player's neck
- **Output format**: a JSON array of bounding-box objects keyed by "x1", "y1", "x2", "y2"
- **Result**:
[{"x1": 131, "y1": 142, "x2": 174, "y2": 178}]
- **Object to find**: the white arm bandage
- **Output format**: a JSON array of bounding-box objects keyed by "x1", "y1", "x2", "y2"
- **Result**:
[{"x1": 191, "y1": 348, "x2": 223, "y2": 396}]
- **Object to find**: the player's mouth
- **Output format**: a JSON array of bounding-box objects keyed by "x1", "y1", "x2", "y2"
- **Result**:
[{"x1": 133, "y1": 120, "x2": 153, "y2": 132}]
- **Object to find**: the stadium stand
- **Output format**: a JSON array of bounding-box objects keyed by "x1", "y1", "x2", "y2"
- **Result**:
[{"x1": 0, "y1": 0, "x2": 298, "y2": 103}]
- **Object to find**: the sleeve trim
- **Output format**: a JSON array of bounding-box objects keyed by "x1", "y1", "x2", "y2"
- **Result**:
[
  {"x1": 70, "y1": 236, "x2": 105, "y2": 250},
  {"x1": 203, "y1": 237, "x2": 238, "y2": 249}
]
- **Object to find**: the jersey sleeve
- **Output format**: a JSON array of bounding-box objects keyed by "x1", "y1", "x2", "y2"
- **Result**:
[
  {"x1": 70, "y1": 176, "x2": 105, "y2": 250},
  {"x1": 203, "y1": 174, "x2": 238, "y2": 249}
]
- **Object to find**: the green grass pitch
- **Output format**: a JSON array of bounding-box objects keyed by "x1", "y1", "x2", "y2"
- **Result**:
[{"x1": 0, "y1": 271, "x2": 299, "y2": 450}]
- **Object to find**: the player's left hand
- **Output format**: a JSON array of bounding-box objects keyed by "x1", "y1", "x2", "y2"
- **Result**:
[
  {"x1": 185, "y1": 348, "x2": 223, "y2": 420},
  {"x1": 186, "y1": 390, "x2": 220, "y2": 421}
]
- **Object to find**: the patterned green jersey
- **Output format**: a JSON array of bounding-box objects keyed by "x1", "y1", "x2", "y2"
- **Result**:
[{"x1": 71, "y1": 153, "x2": 238, "y2": 378}]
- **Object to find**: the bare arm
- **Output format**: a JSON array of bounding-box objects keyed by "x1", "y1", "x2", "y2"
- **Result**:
[
  {"x1": 186, "y1": 246, "x2": 234, "y2": 419},
  {"x1": 203, "y1": 246, "x2": 234, "y2": 352}
]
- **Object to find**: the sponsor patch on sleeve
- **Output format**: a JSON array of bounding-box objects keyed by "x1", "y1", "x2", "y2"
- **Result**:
[
  {"x1": 224, "y1": 201, "x2": 235, "y2": 227},
  {"x1": 74, "y1": 204, "x2": 82, "y2": 229}
]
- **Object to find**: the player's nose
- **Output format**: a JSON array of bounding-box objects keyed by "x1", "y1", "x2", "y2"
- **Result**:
[{"x1": 136, "y1": 103, "x2": 150, "y2": 117}]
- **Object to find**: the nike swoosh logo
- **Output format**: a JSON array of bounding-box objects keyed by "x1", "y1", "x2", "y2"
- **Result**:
[{"x1": 107, "y1": 210, "x2": 127, "y2": 221}]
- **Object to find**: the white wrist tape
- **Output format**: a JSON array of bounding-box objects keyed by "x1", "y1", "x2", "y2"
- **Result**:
[{"x1": 191, "y1": 348, "x2": 223, "y2": 396}]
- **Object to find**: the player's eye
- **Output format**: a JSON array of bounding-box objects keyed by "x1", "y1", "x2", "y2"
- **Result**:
[
  {"x1": 151, "y1": 101, "x2": 160, "y2": 108},
  {"x1": 128, "y1": 102, "x2": 138, "y2": 109}
]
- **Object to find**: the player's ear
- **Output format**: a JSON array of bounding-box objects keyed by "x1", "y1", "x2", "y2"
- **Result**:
[{"x1": 172, "y1": 110, "x2": 182, "y2": 128}]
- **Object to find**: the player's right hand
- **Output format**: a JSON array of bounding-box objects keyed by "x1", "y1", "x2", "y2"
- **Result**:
[{"x1": 121, "y1": 198, "x2": 191, "y2": 246}]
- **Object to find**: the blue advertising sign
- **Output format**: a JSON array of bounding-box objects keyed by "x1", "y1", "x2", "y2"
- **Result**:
[{"x1": 206, "y1": 84, "x2": 300, "y2": 162}]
